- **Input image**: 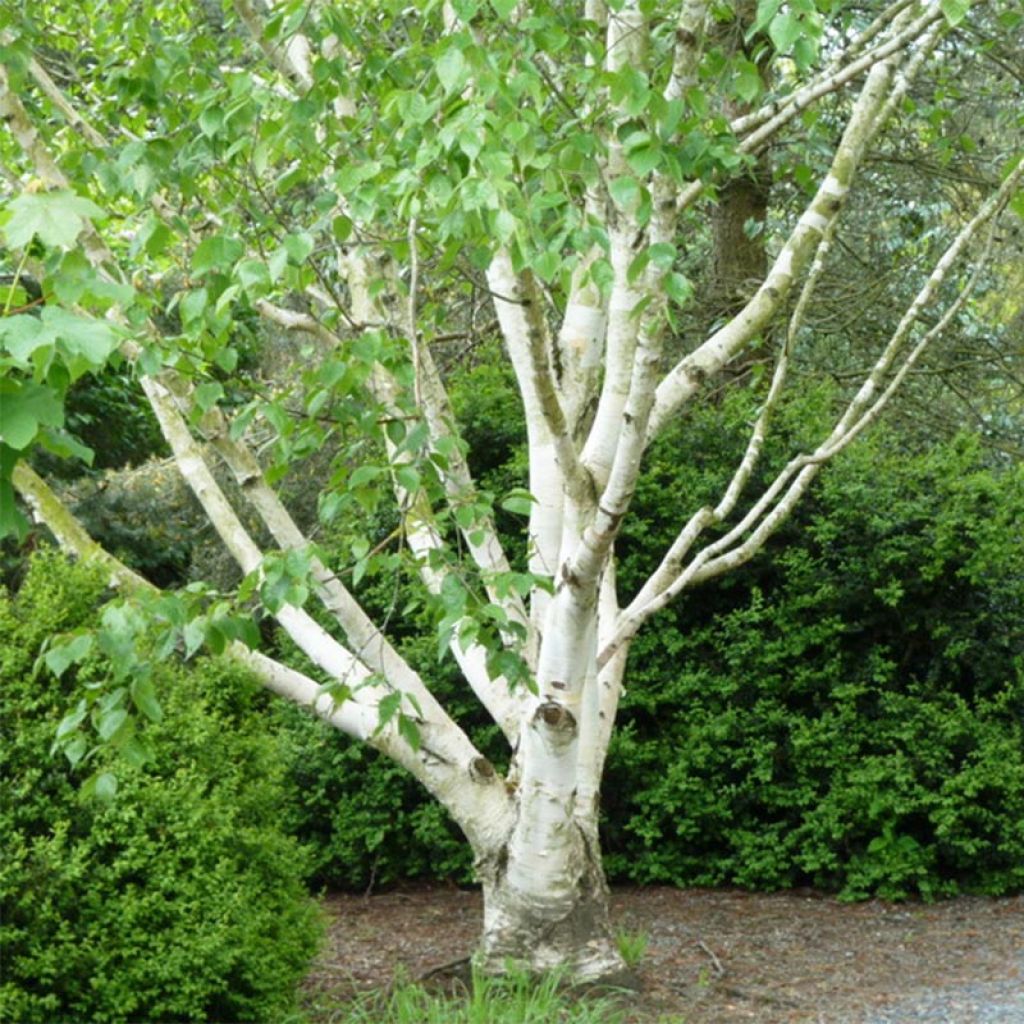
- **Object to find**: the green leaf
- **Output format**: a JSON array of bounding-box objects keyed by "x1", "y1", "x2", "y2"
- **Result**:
[
  {"x1": 665, "y1": 271, "x2": 694, "y2": 306},
  {"x1": 734, "y1": 59, "x2": 762, "y2": 103},
  {"x1": 198, "y1": 106, "x2": 224, "y2": 138},
  {"x1": 532, "y1": 249, "x2": 561, "y2": 283},
  {"x1": 97, "y1": 707, "x2": 128, "y2": 741},
  {"x1": 82, "y1": 771, "x2": 119, "y2": 802},
  {"x1": 194, "y1": 381, "x2": 224, "y2": 412},
  {"x1": 184, "y1": 618, "x2": 206, "y2": 658},
  {"x1": 626, "y1": 144, "x2": 662, "y2": 177},
  {"x1": 63, "y1": 735, "x2": 88, "y2": 767},
  {"x1": 398, "y1": 712, "x2": 421, "y2": 752},
  {"x1": 395, "y1": 465, "x2": 420, "y2": 492},
  {"x1": 500, "y1": 488, "x2": 535, "y2": 515},
  {"x1": 37, "y1": 427, "x2": 94, "y2": 465},
  {"x1": 2, "y1": 191, "x2": 106, "y2": 249},
  {"x1": 0, "y1": 444, "x2": 28, "y2": 540},
  {"x1": 490, "y1": 0, "x2": 518, "y2": 19},
  {"x1": 350, "y1": 464, "x2": 383, "y2": 488},
  {"x1": 436, "y1": 47, "x2": 469, "y2": 95},
  {"x1": 0, "y1": 315, "x2": 47, "y2": 366},
  {"x1": 0, "y1": 381, "x2": 64, "y2": 450},
  {"x1": 268, "y1": 247, "x2": 289, "y2": 282},
  {"x1": 284, "y1": 232, "x2": 315, "y2": 264},
  {"x1": 47, "y1": 308, "x2": 120, "y2": 373},
  {"x1": 118, "y1": 735, "x2": 152, "y2": 768},
  {"x1": 236, "y1": 258, "x2": 271, "y2": 293},
  {"x1": 192, "y1": 234, "x2": 244, "y2": 276},
  {"x1": 1, "y1": 308, "x2": 118, "y2": 377},
  {"x1": 45, "y1": 634, "x2": 94, "y2": 678},
  {"x1": 332, "y1": 215, "x2": 353, "y2": 241},
  {"x1": 749, "y1": 0, "x2": 783, "y2": 38},
  {"x1": 609, "y1": 175, "x2": 642, "y2": 210},
  {"x1": 940, "y1": 0, "x2": 970, "y2": 26},
  {"x1": 180, "y1": 288, "x2": 208, "y2": 324},
  {"x1": 769, "y1": 12, "x2": 802, "y2": 53},
  {"x1": 56, "y1": 699, "x2": 89, "y2": 738},
  {"x1": 647, "y1": 242, "x2": 677, "y2": 271},
  {"x1": 792, "y1": 35, "x2": 818, "y2": 71},
  {"x1": 494, "y1": 209, "x2": 517, "y2": 242},
  {"x1": 376, "y1": 691, "x2": 402, "y2": 732},
  {"x1": 131, "y1": 676, "x2": 164, "y2": 723}
]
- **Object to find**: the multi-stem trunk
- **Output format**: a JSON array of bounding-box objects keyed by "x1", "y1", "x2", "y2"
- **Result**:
[{"x1": 467, "y1": 577, "x2": 631, "y2": 984}]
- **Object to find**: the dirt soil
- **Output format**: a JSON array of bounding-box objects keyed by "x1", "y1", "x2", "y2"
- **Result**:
[{"x1": 302, "y1": 885, "x2": 1023, "y2": 1023}]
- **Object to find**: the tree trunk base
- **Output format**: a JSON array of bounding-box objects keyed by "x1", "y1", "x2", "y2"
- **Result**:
[{"x1": 478, "y1": 840, "x2": 632, "y2": 985}]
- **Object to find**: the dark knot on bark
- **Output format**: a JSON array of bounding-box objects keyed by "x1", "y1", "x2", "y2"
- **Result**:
[
  {"x1": 535, "y1": 701, "x2": 577, "y2": 734},
  {"x1": 470, "y1": 756, "x2": 497, "y2": 782}
]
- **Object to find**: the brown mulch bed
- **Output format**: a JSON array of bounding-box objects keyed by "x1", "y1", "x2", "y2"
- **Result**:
[{"x1": 302, "y1": 885, "x2": 1024, "y2": 1023}]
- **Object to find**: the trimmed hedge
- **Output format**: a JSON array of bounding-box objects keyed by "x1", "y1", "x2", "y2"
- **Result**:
[
  {"x1": 0, "y1": 552, "x2": 322, "y2": 1024},
  {"x1": 601, "y1": 414, "x2": 1024, "y2": 899},
  {"x1": 276, "y1": 374, "x2": 1024, "y2": 900}
]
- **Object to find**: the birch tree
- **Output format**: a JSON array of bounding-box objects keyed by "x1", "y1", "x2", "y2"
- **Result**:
[{"x1": 2, "y1": 0, "x2": 1022, "y2": 982}]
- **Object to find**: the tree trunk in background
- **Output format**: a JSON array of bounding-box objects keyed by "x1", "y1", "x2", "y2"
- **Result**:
[
  {"x1": 709, "y1": 168, "x2": 771, "y2": 314},
  {"x1": 708, "y1": 0, "x2": 771, "y2": 325}
]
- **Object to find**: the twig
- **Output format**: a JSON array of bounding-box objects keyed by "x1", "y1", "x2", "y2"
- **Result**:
[
  {"x1": 697, "y1": 939, "x2": 725, "y2": 977},
  {"x1": 417, "y1": 955, "x2": 474, "y2": 982},
  {"x1": 408, "y1": 216, "x2": 422, "y2": 408}
]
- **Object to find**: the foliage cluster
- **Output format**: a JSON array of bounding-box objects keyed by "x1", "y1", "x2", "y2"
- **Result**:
[{"x1": 0, "y1": 552, "x2": 322, "y2": 1024}]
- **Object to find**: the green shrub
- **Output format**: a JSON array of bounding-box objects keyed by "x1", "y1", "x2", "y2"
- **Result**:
[
  {"x1": 277, "y1": 380, "x2": 1024, "y2": 901},
  {"x1": 274, "y1": 626, "x2": 504, "y2": 890},
  {"x1": 602, "y1": 425, "x2": 1024, "y2": 899},
  {"x1": 0, "y1": 551, "x2": 323, "y2": 1024}
]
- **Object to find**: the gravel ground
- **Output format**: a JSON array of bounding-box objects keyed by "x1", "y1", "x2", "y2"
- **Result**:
[
  {"x1": 858, "y1": 975, "x2": 1024, "y2": 1024},
  {"x1": 303, "y1": 887, "x2": 1024, "y2": 1024}
]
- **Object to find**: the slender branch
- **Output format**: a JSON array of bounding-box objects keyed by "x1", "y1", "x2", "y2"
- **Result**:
[
  {"x1": 12, "y1": 464, "x2": 512, "y2": 849},
  {"x1": 610, "y1": 223, "x2": 836, "y2": 653},
  {"x1": 730, "y1": 2, "x2": 944, "y2": 142},
  {"x1": 580, "y1": 0, "x2": 650, "y2": 491},
  {"x1": 488, "y1": 251, "x2": 593, "y2": 507},
  {"x1": 599, "y1": 156, "x2": 1021, "y2": 666},
  {"x1": 669, "y1": 3, "x2": 947, "y2": 223},
  {"x1": 232, "y1": 0, "x2": 315, "y2": 90},
  {"x1": 649, "y1": 15, "x2": 926, "y2": 439}
]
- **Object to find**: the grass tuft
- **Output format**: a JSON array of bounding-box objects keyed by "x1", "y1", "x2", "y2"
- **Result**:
[
  {"x1": 616, "y1": 929, "x2": 650, "y2": 968},
  {"x1": 331, "y1": 964, "x2": 628, "y2": 1023}
]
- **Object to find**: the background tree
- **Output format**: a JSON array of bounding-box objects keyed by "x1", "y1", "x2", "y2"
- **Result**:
[{"x1": 1, "y1": 0, "x2": 1022, "y2": 983}]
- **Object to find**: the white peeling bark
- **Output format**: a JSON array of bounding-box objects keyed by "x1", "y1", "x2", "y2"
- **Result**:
[
  {"x1": 478, "y1": 684, "x2": 625, "y2": 982},
  {"x1": 556, "y1": 265, "x2": 607, "y2": 440},
  {"x1": 488, "y1": 251, "x2": 580, "y2": 646},
  {"x1": 580, "y1": 227, "x2": 644, "y2": 490},
  {"x1": 576, "y1": 562, "x2": 625, "y2": 819}
]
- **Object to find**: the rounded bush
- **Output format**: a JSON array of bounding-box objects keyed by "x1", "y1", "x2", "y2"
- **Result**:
[{"x1": 0, "y1": 552, "x2": 322, "y2": 1024}]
